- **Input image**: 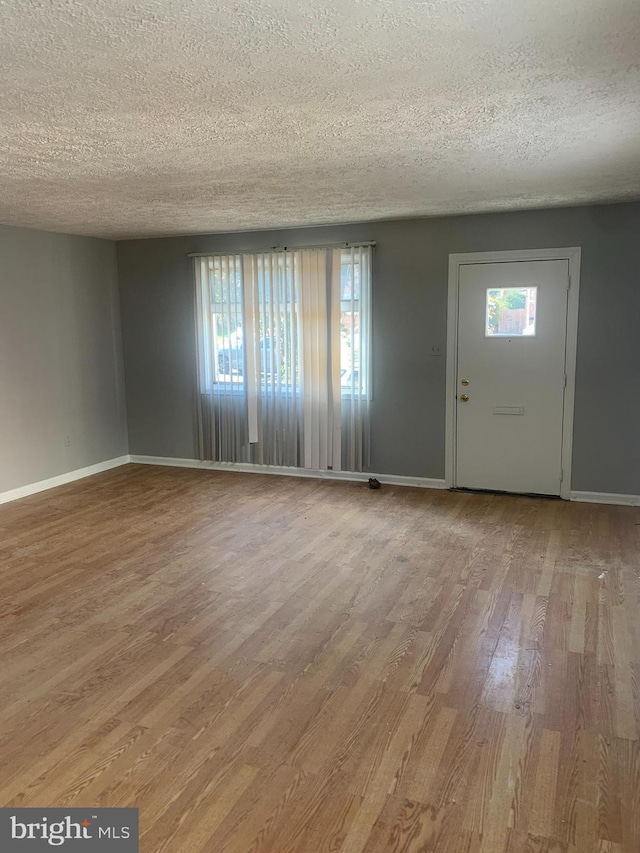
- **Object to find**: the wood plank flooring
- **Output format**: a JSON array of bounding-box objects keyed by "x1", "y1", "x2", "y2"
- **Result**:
[{"x1": 1, "y1": 464, "x2": 638, "y2": 852}]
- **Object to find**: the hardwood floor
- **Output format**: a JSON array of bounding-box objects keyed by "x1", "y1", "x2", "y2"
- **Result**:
[{"x1": 1, "y1": 464, "x2": 638, "y2": 852}]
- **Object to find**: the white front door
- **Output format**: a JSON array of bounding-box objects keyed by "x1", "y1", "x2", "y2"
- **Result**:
[{"x1": 455, "y1": 259, "x2": 569, "y2": 495}]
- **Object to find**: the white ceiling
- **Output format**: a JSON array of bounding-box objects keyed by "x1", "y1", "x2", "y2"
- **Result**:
[{"x1": 1, "y1": 0, "x2": 639, "y2": 240}]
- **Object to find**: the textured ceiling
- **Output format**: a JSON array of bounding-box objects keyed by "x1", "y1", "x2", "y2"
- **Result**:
[{"x1": 1, "y1": 0, "x2": 639, "y2": 239}]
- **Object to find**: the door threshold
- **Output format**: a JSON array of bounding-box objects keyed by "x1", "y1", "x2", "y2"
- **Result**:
[{"x1": 451, "y1": 487, "x2": 562, "y2": 500}]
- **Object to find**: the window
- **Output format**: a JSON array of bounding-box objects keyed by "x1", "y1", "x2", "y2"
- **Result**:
[
  {"x1": 208, "y1": 251, "x2": 369, "y2": 397},
  {"x1": 340, "y1": 251, "x2": 367, "y2": 394},
  {"x1": 486, "y1": 286, "x2": 537, "y2": 337},
  {"x1": 209, "y1": 253, "x2": 300, "y2": 392},
  {"x1": 194, "y1": 245, "x2": 372, "y2": 472},
  {"x1": 207, "y1": 255, "x2": 244, "y2": 387}
]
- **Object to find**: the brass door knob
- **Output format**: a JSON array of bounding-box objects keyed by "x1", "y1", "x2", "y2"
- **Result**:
[{"x1": 459, "y1": 394, "x2": 469, "y2": 402}]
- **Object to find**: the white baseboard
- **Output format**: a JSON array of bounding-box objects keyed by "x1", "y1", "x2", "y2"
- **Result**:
[
  {"x1": 570, "y1": 490, "x2": 640, "y2": 507},
  {"x1": 4, "y1": 454, "x2": 635, "y2": 507},
  {"x1": 0, "y1": 455, "x2": 130, "y2": 506},
  {"x1": 129, "y1": 455, "x2": 447, "y2": 491},
  {"x1": 129, "y1": 455, "x2": 201, "y2": 469}
]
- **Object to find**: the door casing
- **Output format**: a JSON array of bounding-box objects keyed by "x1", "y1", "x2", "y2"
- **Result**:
[{"x1": 445, "y1": 247, "x2": 581, "y2": 500}]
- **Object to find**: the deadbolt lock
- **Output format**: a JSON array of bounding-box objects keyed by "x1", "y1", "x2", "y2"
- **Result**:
[
  {"x1": 461, "y1": 379, "x2": 469, "y2": 386},
  {"x1": 459, "y1": 394, "x2": 470, "y2": 402}
]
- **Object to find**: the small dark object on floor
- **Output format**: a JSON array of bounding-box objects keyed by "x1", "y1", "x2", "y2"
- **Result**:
[{"x1": 368, "y1": 478, "x2": 381, "y2": 489}]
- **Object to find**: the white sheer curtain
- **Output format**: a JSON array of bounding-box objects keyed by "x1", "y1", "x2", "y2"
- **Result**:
[
  {"x1": 195, "y1": 254, "x2": 248, "y2": 462},
  {"x1": 248, "y1": 250, "x2": 301, "y2": 467},
  {"x1": 340, "y1": 246, "x2": 371, "y2": 472},
  {"x1": 195, "y1": 245, "x2": 372, "y2": 472}
]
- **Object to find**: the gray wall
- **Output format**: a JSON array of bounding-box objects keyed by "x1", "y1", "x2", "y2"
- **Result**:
[
  {"x1": 0, "y1": 225, "x2": 128, "y2": 493},
  {"x1": 117, "y1": 202, "x2": 640, "y2": 495}
]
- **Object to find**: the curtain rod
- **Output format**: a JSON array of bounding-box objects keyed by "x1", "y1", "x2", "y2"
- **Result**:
[{"x1": 187, "y1": 241, "x2": 375, "y2": 258}]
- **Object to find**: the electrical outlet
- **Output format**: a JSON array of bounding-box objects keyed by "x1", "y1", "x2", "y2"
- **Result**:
[
  {"x1": 64, "y1": 435, "x2": 71, "y2": 447},
  {"x1": 429, "y1": 345, "x2": 442, "y2": 356}
]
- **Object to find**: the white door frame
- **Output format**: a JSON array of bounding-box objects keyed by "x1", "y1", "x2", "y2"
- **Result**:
[{"x1": 445, "y1": 247, "x2": 581, "y2": 500}]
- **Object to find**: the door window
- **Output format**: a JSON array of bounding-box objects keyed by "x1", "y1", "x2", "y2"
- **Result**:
[{"x1": 485, "y1": 287, "x2": 537, "y2": 337}]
